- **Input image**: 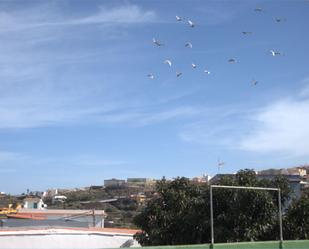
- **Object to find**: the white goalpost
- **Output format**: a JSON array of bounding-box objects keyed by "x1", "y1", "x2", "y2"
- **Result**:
[{"x1": 209, "y1": 185, "x2": 283, "y2": 248}]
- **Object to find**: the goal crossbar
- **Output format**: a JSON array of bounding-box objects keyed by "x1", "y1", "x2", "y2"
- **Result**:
[{"x1": 211, "y1": 185, "x2": 279, "y2": 191}]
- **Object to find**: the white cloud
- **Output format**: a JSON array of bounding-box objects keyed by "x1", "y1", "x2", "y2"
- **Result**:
[
  {"x1": 240, "y1": 97, "x2": 309, "y2": 156},
  {"x1": 178, "y1": 105, "x2": 250, "y2": 146},
  {"x1": 177, "y1": 80, "x2": 309, "y2": 158},
  {"x1": 0, "y1": 3, "x2": 161, "y2": 129},
  {"x1": 69, "y1": 5, "x2": 156, "y2": 25},
  {"x1": 96, "y1": 106, "x2": 202, "y2": 127},
  {"x1": 0, "y1": 4, "x2": 156, "y2": 33},
  {"x1": 138, "y1": 107, "x2": 200, "y2": 126},
  {"x1": 0, "y1": 150, "x2": 126, "y2": 170},
  {"x1": 300, "y1": 78, "x2": 309, "y2": 97}
]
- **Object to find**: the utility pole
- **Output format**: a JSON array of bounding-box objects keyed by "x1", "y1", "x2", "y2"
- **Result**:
[{"x1": 92, "y1": 209, "x2": 96, "y2": 227}]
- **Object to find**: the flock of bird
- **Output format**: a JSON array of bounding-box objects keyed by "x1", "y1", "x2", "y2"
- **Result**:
[
  {"x1": 145, "y1": 5, "x2": 294, "y2": 170},
  {"x1": 147, "y1": 7, "x2": 286, "y2": 87}
]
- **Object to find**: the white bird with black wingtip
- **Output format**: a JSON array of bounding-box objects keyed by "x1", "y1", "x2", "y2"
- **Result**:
[
  {"x1": 187, "y1": 19, "x2": 195, "y2": 28},
  {"x1": 269, "y1": 50, "x2": 282, "y2": 56},
  {"x1": 147, "y1": 73, "x2": 155, "y2": 79},
  {"x1": 164, "y1": 59, "x2": 172, "y2": 67},
  {"x1": 152, "y1": 38, "x2": 163, "y2": 46},
  {"x1": 185, "y1": 42, "x2": 193, "y2": 48},
  {"x1": 176, "y1": 15, "x2": 182, "y2": 21},
  {"x1": 204, "y1": 69, "x2": 210, "y2": 74}
]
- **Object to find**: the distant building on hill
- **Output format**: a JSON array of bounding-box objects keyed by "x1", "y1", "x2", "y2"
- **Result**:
[
  {"x1": 43, "y1": 189, "x2": 58, "y2": 198},
  {"x1": 209, "y1": 174, "x2": 234, "y2": 184},
  {"x1": 257, "y1": 167, "x2": 309, "y2": 199},
  {"x1": 127, "y1": 178, "x2": 155, "y2": 186},
  {"x1": 104, "y1": 178, "x2": 126, "y2": 188},
  {"x1": 191, "y1": 173, "x2": 212, "y2": 183},
  {"x1": 52, "y1": 195, "x2": 67, "y2": 204},
  {"x1": 259, "y1": 167, "x2": 307, "y2": 176},
  {"x1": 130, "y1": 193, "x2": 147, "y2": 205},
  {"x1": 210, "y1": 167, "x2": 309, "y2": 200}
]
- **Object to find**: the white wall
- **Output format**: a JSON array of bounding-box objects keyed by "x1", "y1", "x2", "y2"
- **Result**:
[{"x1": 0, "y1": 230, "x2": 140, "y2": 249}]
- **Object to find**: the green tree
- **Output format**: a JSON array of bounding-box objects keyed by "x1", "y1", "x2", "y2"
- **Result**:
[
  {"x1": 285, "y1": 189, "x2": 309, "y2": 239},
  {"x1": 215, "y1": 169, "x2": 280, "y2": 242},
  {"x1": 134, "y1": 177, "x2": 210, "y2": 246}
]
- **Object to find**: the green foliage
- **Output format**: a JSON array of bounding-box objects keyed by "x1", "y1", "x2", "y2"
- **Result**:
[
  {"x1": 134, "y1": 177, "x2": 210, "y2": 246},
  {"x1": 134, "y1": 170, "x2": 294, "y2": 246},
  {"x1": 284, "y1": 189, "x2": 309, "y2": 239}
]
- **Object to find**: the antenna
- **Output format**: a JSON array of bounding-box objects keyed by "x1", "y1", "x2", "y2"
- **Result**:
[{"x1": 217, "y1": 158, "x2": 225, "y2": 173}]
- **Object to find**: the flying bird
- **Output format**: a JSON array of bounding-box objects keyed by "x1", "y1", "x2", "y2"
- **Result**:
[
  {"x1": 228, "y1": 58, "x2": 237, "y2": 63},
  {"x1": 252, "y1": 79, "x2": 258, "y2": 85},
  {"x1": 187, "y1": 19, "x2": 195, "y2": 27},
  {"x1": 275, "y1": 17, "x2": 286, "y2": 22},
  {"x1": 152, "y1": 38, "x2": 163, "y2": 46},
  {"x1": 164, "y1": 59, "x2": 172, "y2": 67},
  {"x1": 191, "y1": 63, "x2": 197, "y2": 69},
  {"x1": 204, "y1": 69, "x2": 210, "y2": 74},
  {"x1": 185, "y1": 42, "x2": 193, "y2": 48},
  {"x1": 242, "y1": 31, "x2": 253, "y2": 35},
  {"x1": 147, "y1": 73, "x2": 154, "y2": 79},
  {"x1": 176, "y1": 71, "x2": 182, "y2": 77},
  {"x1": 269, "y1": 50, "x2": 281, "y2": 56},
  {"x1": 218, "y1": 161, "x2": 225, "y2": 167},
  {"x1": 176, "y1": 15, "x2": 182, "y2": 21}
]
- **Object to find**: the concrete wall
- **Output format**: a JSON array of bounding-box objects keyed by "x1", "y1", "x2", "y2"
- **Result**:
[{"x1": 0, "y1": 228, "x2": 140, "y2": 249}]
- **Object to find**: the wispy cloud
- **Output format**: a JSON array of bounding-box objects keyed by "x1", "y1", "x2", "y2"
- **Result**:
[
  {"x1": 178, "y1": 105, "x2": 251, "y2": 147},
  {"x1": 0, "y1": 150, "x2": 126, "y2": 170},
  {"x1": 178, "y1": 79, "x2": 309, "y2": 157},
  {"x1": 240, "y1": 96, "x2": 309, "y2": 156},
  {"x1": 0, "y1": 150, "x2": 130, "y2": 192},
  {"x1": 95, "y1": 106, "x2": 202, "y2": 127},
  {"x1": 0, "y1": 4, "x2": 156, "y2": 33},
  {"x1": 0, "y1": 2, "x2": 162, "y2": 129},
  {"x1": 193, "y1": 1, "x2": 249, "y2": 25},
  {"x1": 299, "y1": 77, "x2": 309, "y2": 97},
  {"x1": 67, "y1": 5, "x2": 156, "y2": 26}
]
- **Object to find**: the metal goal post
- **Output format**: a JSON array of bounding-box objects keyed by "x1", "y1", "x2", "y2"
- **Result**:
[{"x1": 210, "y1": 185, "x2": 283, "y2": 248}]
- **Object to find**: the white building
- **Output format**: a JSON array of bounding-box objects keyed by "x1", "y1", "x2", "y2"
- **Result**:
[
  {"x1": 52, "y1": 195, "x2": 67, "y2": 203},
  {"x1": 23, "y1": 197, "x2": 47, "y2": 210}
]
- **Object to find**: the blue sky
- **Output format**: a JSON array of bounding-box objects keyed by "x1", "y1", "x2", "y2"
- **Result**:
[{"x1": 0, "y1": 0, "x2": 309, "y2": 193}]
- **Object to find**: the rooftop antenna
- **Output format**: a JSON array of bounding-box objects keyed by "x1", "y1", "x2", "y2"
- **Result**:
[{"x1": 217, "y1": 158, "x2": 225, "y2": 173}]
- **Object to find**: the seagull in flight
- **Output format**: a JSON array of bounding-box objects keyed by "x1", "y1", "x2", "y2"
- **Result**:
[
  {"x1": 185, "y1": 42, "x2": 193, "y2": 48},
  {"x1": 269, "y1": 50, "x2": 281, "y2": 56},
  {"x1": 242, "y1": 31, "x2": 253, "y2": 35},
  {"x1": 152, "y1": 38, "x2": 163, "y2": 46},
  {"x1": 187, "y1": 19, "x2": 195, "y2": 28},
  {"x1": 252, "y1": 79, "x2": 258, "y2": 85},
  {"x1": 164, "y1": 59, "x2": 172, "y2": 67},
  {"x1": 176, "y1": 15, "x2": 182, "y2": 21},
  {"x1": 176, "y1": 71, "x2": 182, "y2": 77},
  {"x1": 191, "y1": 63, "x2": 197, "y2": 69},
  {"x1": 218, "y1": 160, "x2": 225, "y2": 167},
  {"x1": 228, "y1": 58, "x2": 237, "y2": 63},
  {"x1": 147, "y1": 73, "x2": 154, "y2": 79},
  {"x1": 204, "y1": 69, "x2": 210, "y2": 74},
  {"x1": 275, "y1": 17, "x2": 286, "y2": 22}
]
